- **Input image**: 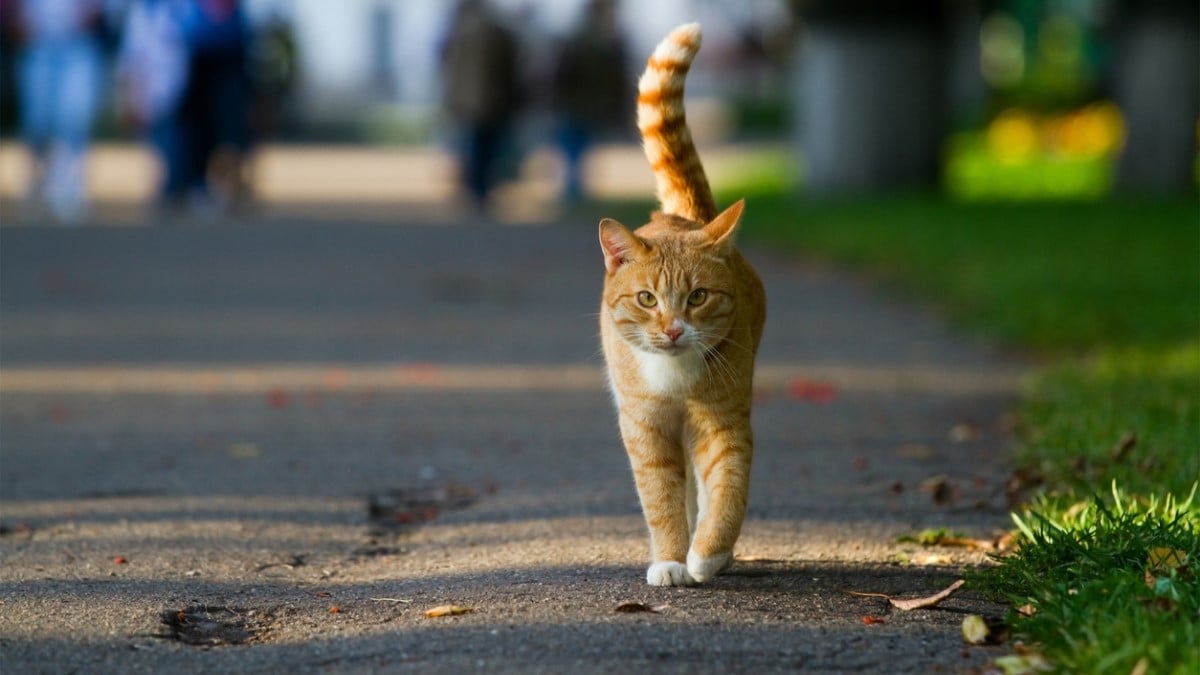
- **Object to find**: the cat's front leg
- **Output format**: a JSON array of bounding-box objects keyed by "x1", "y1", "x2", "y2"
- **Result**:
[
  {"x1": 619, "y1": 413, "x2": 694, "y2": 586},
  {"x1": 686, "y1": 425, "x2": 752, "y2": 583}
]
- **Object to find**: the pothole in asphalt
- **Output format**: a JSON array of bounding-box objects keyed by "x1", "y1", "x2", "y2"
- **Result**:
[{"x1": 159, "y1": 605, "x2": 267, "y2": 646}]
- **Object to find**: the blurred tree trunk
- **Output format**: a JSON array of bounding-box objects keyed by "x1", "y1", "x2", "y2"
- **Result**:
[
  {"x1": 1111, "y1": 1, "x2": 1199, "y2": 194},
  {"x1": 790, "y1": 2, "x2": 949, "y2": 194}
]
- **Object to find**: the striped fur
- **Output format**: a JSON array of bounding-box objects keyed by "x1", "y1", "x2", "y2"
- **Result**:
[
  {"x1": 637, "y1": 22, "x2": 716, "y2": 223},
  {"x1": 598, "y1": 24, "x2": 767, "y2": 587}
]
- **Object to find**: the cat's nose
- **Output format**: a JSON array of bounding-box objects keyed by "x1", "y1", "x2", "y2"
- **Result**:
[{"x1": 664, "y1": 324, "x2": 684, "y2": 342}]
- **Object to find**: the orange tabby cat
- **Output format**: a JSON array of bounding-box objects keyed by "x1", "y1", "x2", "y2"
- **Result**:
[{"x1": 598, "y1": 23, "x2": 766, "y2": 586}]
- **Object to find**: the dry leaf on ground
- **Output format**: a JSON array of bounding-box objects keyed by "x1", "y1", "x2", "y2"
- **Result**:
[
  {"x1": 734, "y1": 555, "x2": 786, "y2": 563},
  {"x1": 993, "y1": 644, "x2": 1052, "y2": 674},
  {"x1": 424, "y1": 604, "x2": 474, "y2": 618},
  {"x1": 910, "y1": 552, "x2": 955, "y2": 566},
  {"x1": 1147, "y1": 546, "x2": 1188, "y2": 571},
  {"x1": 962, "y1": 614, "x2": 1009, "y2": 644},
  {"x1": 614, "y1": 602, "x2": 667, "y2": 614},
  {"x1": 847, "y1": 578, "x2": 965, "y2": 611}
]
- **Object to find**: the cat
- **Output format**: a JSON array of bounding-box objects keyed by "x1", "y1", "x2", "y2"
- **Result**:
[{"x1": 598, "y1": 22, "x2": 766, "y2": 587}]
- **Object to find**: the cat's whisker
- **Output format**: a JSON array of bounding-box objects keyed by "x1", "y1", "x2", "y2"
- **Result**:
[{"x1": 701, "y1": 345, "x2": 739, "y2": 389}]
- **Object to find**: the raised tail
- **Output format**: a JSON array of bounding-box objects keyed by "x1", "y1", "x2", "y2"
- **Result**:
[{"x1": 637, "y1": 23, "x2": 716, "y2": 223}]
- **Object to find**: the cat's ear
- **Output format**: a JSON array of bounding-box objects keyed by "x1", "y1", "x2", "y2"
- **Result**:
[
  {"x1": 599, "y1": 218, "x2": 646, "y2": 273},
  {"x1": 702, "y1": 199, "x2": 746, "y2": 249}
]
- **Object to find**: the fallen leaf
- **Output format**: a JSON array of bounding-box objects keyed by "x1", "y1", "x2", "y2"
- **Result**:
[
  {"x1": 614, "y1": 602, "x2": 666, "y2": 614},
  {"x1": 890, "y1": 579, "x2": 965, "y2": 610},
  {"x1": 948, "y1": 423, "x2": 980, "y2": 443},
  {"x1": 910, "y1": 552, "x2": 954, "y2": 566},
  {"x1": 962, "y1": 614, "x2": 987, "y2": 643},
  {"x1": 847, "y1": 579, "x2": 965, "y2": 611},
  {"x1": 919, "y1": 474, "x2": 956, "y2": 505},
  {"x1": 113, "y1": 556, "x2": 128, "y2": 565},
  {"x1": 961, "y1": 614, "x2": 1012, "y2": 644},
  {"x1": 255, "y1": 554, "x2": 305, "y2": 572},
  {"x1": 1147, "y1": 546, "x2": 1188, "y2": 572},
  {"x1": 1109, "y1": 432, "x2": 1137, "y2": 462},
  {"x1": 424, "y1": 604, "x2": 473, "y2": 618},
  {"x1": 993, "y1": 647, "x2": 1052, "y2": 674},
  {"x1": 861, "y1": 615, "x2": 886, "y2": 625},
  {"x1": 900, "y1": 528, "x2": 958, "y2": 546},
  {"x1": 900, "y1": 528, "x2": 998, "y2": 551},
  {"x1": 734, "y1": 555, "x2": 785, "y2": 563},
  {"x1": 265, "y1": 389, "x2": 290, "y2": 409},
  {"x1": 786, "y1": 377, "x2": 838, "y2": 404},
  {"x1": 935, "y1": 536, "x2": 996, "y2": 551},
  {"x1": 995, "y1": 531, "x2": 1019, "y2": 553},
  {"x1": 328, "y1": 606, "x2": 341, "y2": 614},
  {"x1": 1015, "y1": 603, "x2": 1036, "y2": 617}
]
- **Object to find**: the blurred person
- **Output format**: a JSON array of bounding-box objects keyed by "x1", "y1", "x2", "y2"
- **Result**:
[
  {"x1": 439, "y1": 0, "x2": 522, "y2": 212},
  {"x1": 550, "y1": 0, "x2": 630, "y2": 203},
  {"x1": 13, "y1": 0, "x2": 107, "y2": 224},
  {"x1": 1, "y1": 0, "x2": 20, "y2": 136},
  {"x1": 246, "y1": 10, "x2": 297, "y2": 143},
  {"x1": 115, "y1": 0, "x2": 190, "y2": 210},
  {"x1": 178, "y1": 0, "x2": 251, "y2": 213}
]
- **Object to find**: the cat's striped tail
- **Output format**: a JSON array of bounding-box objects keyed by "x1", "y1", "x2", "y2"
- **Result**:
[{"x1": 637, "y1": 23, "x2": 716, "y2": 223}]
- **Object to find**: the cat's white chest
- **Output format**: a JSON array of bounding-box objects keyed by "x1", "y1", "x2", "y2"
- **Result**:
[{"x1": 634, "y1": 350, "x2": 704, "y2": 394}]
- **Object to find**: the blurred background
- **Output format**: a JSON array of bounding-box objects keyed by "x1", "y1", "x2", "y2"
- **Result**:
[{"x1": 0, "y1": 0, "x2": 1195, "y2": 226}]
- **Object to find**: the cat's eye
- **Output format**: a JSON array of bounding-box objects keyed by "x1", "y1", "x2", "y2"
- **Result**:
[
  {"x1": 636, "y1": 291, "x2": 657, "y2": 308},
  {"x1": 687, "y1": 289, "x2": 708, "y2": 306}
]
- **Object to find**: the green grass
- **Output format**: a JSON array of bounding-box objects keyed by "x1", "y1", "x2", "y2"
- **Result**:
[
  {"x1": 736, "y1": 196, "x2": 1199, "y2": 352},
  {"x1": 982, "y1": 485, "x2": 1199, "y2": 674},
  {"x1": 739, "y1": 194, "x2": 1199, "y2": 673},
  {"x1": 1021, "y1": 344, "x2": 1200, "y2": 497}
]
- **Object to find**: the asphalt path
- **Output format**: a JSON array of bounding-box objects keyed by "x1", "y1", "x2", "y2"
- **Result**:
[{"x1": 0, "y1": 212, "x2": 1024, "y2": 673}]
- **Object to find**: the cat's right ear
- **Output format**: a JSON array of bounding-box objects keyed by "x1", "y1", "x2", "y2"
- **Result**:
[{"x1": 599, "y1": 219, "x2": 645, "y2": 273}]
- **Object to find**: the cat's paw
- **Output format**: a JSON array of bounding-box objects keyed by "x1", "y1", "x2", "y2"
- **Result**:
[
  {"x1": 646, "y1": 561, "x2": 695, "y2": 587},
  {"x1": 687, "y1": 550, "x2": 733, "y2": 583}
]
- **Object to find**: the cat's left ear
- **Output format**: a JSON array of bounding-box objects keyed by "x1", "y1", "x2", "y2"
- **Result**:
[
  {"x1": 702, "y1": 199, "x2": 746, "y2": 249},
  {"x1": 599, "y1": 218, "x2": 646, "y2": 273}
]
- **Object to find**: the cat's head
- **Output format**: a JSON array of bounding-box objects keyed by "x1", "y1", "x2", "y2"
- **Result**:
[{"x1": 599, "y1": 200, "x2": 745, "y2": 357}]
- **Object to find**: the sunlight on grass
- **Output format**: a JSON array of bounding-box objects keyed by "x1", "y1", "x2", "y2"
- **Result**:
[
  {"x1": 1021, "y1": 342, "x2": 1200, "y2": 496},
  {"x1": 983, "y1": 484, "x2": 1199, "y2": 675},
  {"x1": 743, "y1": 198, "x2": 1199, "y2": 352}
]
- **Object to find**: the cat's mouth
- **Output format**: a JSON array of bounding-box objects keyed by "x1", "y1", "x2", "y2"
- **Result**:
[{"x1": 647, "y1": 341, "x2": 691, "y2": 356}]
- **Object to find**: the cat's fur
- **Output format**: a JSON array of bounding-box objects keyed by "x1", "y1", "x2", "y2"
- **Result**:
[{"x1": 598, "y1": 23, "x2": 766, "y2": 587}]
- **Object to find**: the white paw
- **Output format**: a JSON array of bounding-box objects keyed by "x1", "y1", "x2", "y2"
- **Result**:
[
  {"x1": 687, "y1": 550, "x2": 733, "y2": 583},
  {"x1": 646, "y1": 561, "x2": 695, "y2": 587}
]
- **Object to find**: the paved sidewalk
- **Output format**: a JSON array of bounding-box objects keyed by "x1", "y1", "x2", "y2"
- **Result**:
[
  {"x1": 0, "y1": 141, "x2": 787, "y2": 226},
  {"x1": 0, "y1": 202, "x2": 1025, "y2": 672}
]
